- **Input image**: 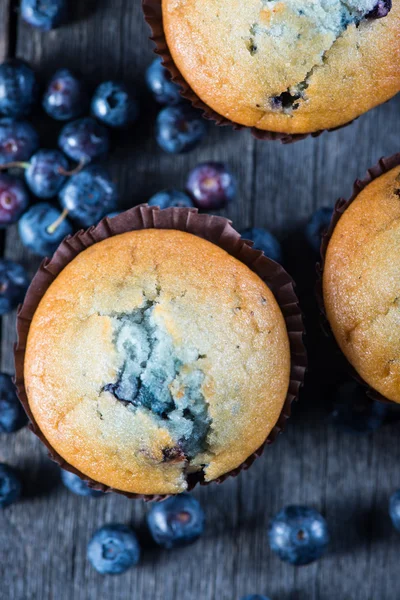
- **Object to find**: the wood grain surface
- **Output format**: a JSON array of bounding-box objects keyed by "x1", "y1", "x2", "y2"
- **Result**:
[{"x1": 1, "y1": 2, "x2": 400, "y2": 599}]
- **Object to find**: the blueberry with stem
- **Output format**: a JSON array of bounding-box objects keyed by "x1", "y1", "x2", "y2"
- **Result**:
[
  {"x1": 0, "y1": 173, "x2": 30, "y2": 227},
  {"x1": 18, "y1": 202, "x2": 73, "y2": 257},
  {"x1": 0, "y1": 119, "x2": 39, "y2": 165},
  {"x1": 0, "y1": 259, "x2": 29, "y2": 315},
  {"x1": 0, "y1": 59, "x2": 38, "y2": 118},
  {"x1": 43, "y1": 69, "x2": 88, "y2": 121}
]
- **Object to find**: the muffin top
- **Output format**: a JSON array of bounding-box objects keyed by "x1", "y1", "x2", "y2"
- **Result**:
[
  {"x1": 25, "y1": 229, "x2": 291, "y2": 495},
  {"x1": 162, "y1": 0, "x2": 400, "y2": 134},
  {"x1": 323, "y1": 165, "x2": 400, "y2": 403}
]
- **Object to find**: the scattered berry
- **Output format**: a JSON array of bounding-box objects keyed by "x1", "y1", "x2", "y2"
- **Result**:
[
  {"x1": 0, "y1": 59, "x2": 38, "y2": 118},
  {"x1": 91, "y1": 81, "x2": 138, "y2": 128},
  {"x1": 305, "y1": 207, "x2": 333, "y2": 254},
  {"x1": 61, "y1": 469, "x2": 104, "y2": 498},
  {"x1": 18, "y1": 202, "x2": 73, "y2": 257},
  {"x1": 148, "y1": 189, "x2": 194, "y2": 209},
  {"x1": 0, "y1": 119, "x2": 39, "y2": 165},
  {"x1": 147, "y1": 493, "x2": 205, "y2": 549},
  {"x1": 0, "y1": 373, "x2": 27, "y2": 433},
  {"x1": 59, "y1": 117, "x2": 109, "y2": 163},
  {"x1": 21, "y1": 0, "x2": 68, "y2": 31},
  {"x1": 186, "y1": 162, "x2": 236, "y2": 210},
  {"x1": 0, "y1": 260, "x2": 29, "y2": 314},
  {"x1": 25, "y1": 149, "x2": 68, "y2": 198},
  {"x1": 59, "y1": 165, "x2": 118, "y2": 227},
  {"x1": 329, "y1": 381, "x2": 386, "y2": 434},
  {"x1": 156, "y1": 105, "x2": 207, "y2": 154},
  {"x1": 241, "y1": 228, "x2": 282, "y2": 264},
  {"x1": 145, "y1": 57, "x2": 182, "y2": 105},
  {"x1": 268, "y1": 505, "x2": 329, "y2": 566},
  {"x1": 389, "y1": 489, "x2": 400, "y2": 532},
  {"x1": 0, "y1": 174, "x2": 30, "y2": 227},
  {"x1": 43, "y1": 69, "x2": 88, "y2": 121},
  {"x1": 87, "y1": 524, "x2": 141, "y2": 575},
  {"x1": 0, "y1": 464, "x2": 22, "y2": 508},
  {"x1": 367, "y1": 0, "x2": 392, "y2": 18}
]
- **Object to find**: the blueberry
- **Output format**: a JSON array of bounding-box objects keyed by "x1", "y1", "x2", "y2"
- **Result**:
[
  {"x1": 240, "y1": 228, "x2": 282, "y2": 264},
  {"x1": 0, "y1": 174, "x2": 30, "y2": 227},
  {"x1": 186, "y1": 162, "x2": 236, "y2": 210},
  {"x1": 0, "y1": 260, "x2": 29, "y2": 314},
  {"x1": 59, "y1": 165, "x2": 118, "y2": 227},
  {"x1": 61, "y1": 469, "x2": 104, "y2": 498},
  {"x1": 21, "y1": 0, "x2": 68, "y2": 31},
  {"x1": 25, "y1": 149, "x2": 68, "y2": 198},
  {"x1": 18, "y1": 202, "x2": 73, "y2": 257},
  {"x1": 106, "y1": 211, "x2": 121, "y2": 219},
  {"x1": 389, "y1": 490, "x2": 400, "y2": 532},
  {"x1": 147, "y1": 493, "x2": 205, "y2": 549},
  {"x1": 367, "y1": 0, "x2": 392, "y2": 18},
  {"x1": 0, "y1": 373, "x2": 27, "y2": 433},
  {"x1": 305, "y1": 207, "x2": 333, "y2": 254},
  {"x1": 0, "y1": 119, "x2": 39, "y2": 165},
  {"x1": 58, "y1": 117, "x2": 109, "y2": 163},
  {"x1": 329, "y1": 381, "x2": 386, "y2": 434},
  {"x1": 268, "y1": 505, "x2": 329, "y2": 566},
  {"x1": 0, "y1": 464, "x2": 22, "y2": 508},
  {"x1": 0, "y1": 59, "x2": 38, "y2": 118},
  {"x1": 43, "y1": 69, "x2": 88, "y2": 121},
  {"x1": 156, "y1": 106, "x2": 207, "y2": 154},
  {"x1": 91, "y1": 81, "x2": 138, "y2": 128},
  {"x1": 148, "y1": 189, "x2": 194, "y2": 209},
  {"x1": 87, "y1": 524, "x2": 141, "y2": 575},
  {"x1": 241, "y1": 596, "x2": 272, "y2": 600},
  {"x1": 145, "y1": 57, "x2": 182, "y2": 105}
]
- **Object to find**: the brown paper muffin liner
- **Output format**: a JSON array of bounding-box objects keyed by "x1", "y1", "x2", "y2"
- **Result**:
[
  {"x1": 14, "y1": 205, "x2": 306, "y2": 501},
  {"x1": 142, "y1": 0, "x2": 353, "y2": 144},
  {"x1": 317, "y1": 152, "x2": 400, "y2": 405}
]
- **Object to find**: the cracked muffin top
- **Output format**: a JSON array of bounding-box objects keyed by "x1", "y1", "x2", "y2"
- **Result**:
[
  {"x1": 24, "y1": 229, "x2": 291, "y2": 495},
  {"x1": 162, "y1": 0, "x2": 400, "y2": 134},
  {"x1": 323, "y1": 165, "x2": 400, "y2": 403}
]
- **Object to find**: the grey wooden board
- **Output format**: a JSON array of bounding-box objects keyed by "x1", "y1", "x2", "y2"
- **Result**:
[{"x1": 1, "y1": 2, "x2": 400, "y2": 599}]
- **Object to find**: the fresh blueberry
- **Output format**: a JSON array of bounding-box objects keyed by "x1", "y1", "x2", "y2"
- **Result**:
[
  {"x1": 186, "y1": 162, "x2": 236, "y2": 210},
  {"x1": 0, "y1": 59, "x2": 38, "y2": 118},
  {"x1": 147, "y1": 493, "x2": 205, "y2": 549},
  {"x1": 268, "y1": 505, "x2": 329, "y2": 566},
  {"x1": 21, "y1": 0, "x2": 68, "y2": 31},
  {"x1": 0, "y1": 373, "x2": 27, "y2": 433},
  {"x1": 43, "y1": 69, "x2": 88, "y2": 121},
  {"x1": 156, "y1": 106, "x2": 207, "y2": 154},
  {"x1": 0, "y1": 119, "x2": 39, "y2": 165},
  {"x1": 0, "y1": 174, "x2": 30, "y2": 227},
  {"x1": 241, "y1": 596, "x2": 272, "y2": 600},
  {"x1": 0, "y1": 260, "x2": 29, "y2": 314},
  {"x1": 389, "y1": 490, "x2": 400, "y2": 532},
  {"x1": 61, "y1": 469, "x2": 104, "y2": 498},
  {"x1": 25, "y1": 149, "x2": 68, "y2": 198},
  {"x1": 58, "y1": 117, "x2": 109, "y2": 163},
  {"x1": 18, "y1": 202, "x2": 73, "y2": 257},
  {"x1": 367, "y1": 0, "x2": 392, "y2": 18},
  {"x1": 329, "y1": 381, "x2": 386, "y2": 434},
  {"x1": 241, "y1": 228, "x2": 282, "y2": 264},
  {"x1": 145, "y1": 57, "x2": 182, "y2": 105},
  {"x1": 0, "y1": 464, "x2": 22, "y2": 508},
  {"x1": 305, "y1": 207, "x2": 333, "y2": 254},
  {"x1": 59, "y1": 165, "x2": 118, "y2": 227},
  {"x1": 91, "y1": 81, "x2": 138, "y2": 128},
  {"x1": 87, "y1": 524, "x2": 141, "y2": 575},
  {"x1": 106, "y1": 211, "x2": 121, "y2": 219},
  {"x1": 148, "y1": 189, "x2": 194, "y2": 209}
]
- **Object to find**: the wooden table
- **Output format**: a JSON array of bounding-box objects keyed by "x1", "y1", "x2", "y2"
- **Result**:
[{"x1": 1, "y1": 3, "x2": 400, "y2": 599}]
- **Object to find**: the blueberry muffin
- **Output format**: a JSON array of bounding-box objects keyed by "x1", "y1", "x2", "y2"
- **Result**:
[
  {"x1": 323, "y1": 163, "x2": 400, "y2": 403},
  {"x1": 162, "y1": 0, "x2": 400, "y2": 134},
  {"x1": 24, "y1": 228, "x2": 291, "y2": 495}
]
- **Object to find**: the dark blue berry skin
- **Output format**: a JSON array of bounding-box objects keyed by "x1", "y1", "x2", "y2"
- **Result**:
[
  {"x1": 61, "y1": 470, "x2": 104, "y2": 498},
  {"x1": 156, "y1": 106, "x2": 207, "y2": 154},
  {"x1": 147, "y1": 494, "x2": 205, "y2": 549},
  {"x1": 305, "y1": 207, "x2": 333, "y2": 254},
  {"x1": 0, "y1": 260, "x2": 29, "y2": 315},
  {"x1": 186, "y1": 162, "x2": 236, "y2": 210},
  {"x1": 241, "y1": 596, "x2": 271, "y2": 600},
  {"x1": 43, "y1": 69, "x2": 88, "y2": 121},
  {"x1": 0, "y1": 373, "x2": 27, "y2": 433},
  {"x1": 106, "y1": 211, "x2": 121, "y2": 219},
  {"x1": 389, "y1": 490, "x2": 400, "y2": 532},
  {"x1": 329, "y1": 382, "x2": 386, "y2": 434},
  {"x1": 241, "y1": 228, "x2": 282, "y2": 264},
  {"x1": 25, "y1": 149, "x2": 68, "y2": 198},
  {"x1": 148, "y1": 189, "x2": 194, "y2": 209},
  {"x1": 91, "y1": 82, "x2": 139, "y2": 129},
  {"x1": 59, "y1": 165, "x2": 118, "y2": 227},
  {"x1": 268, "y1": 505, "x2": 329, "y2": 566},
  {"x1": 0, "y1": 119, "x2": 39, "y2": 165},
  {"x1": 58, "y1": 117, "x2": 109, "y2": 163},
  {"x1": 87, "y1": 524, "x2": 141, "y2": 575},
  {"x1": 367, "y1": 0, "x2": 392, "y2": 18},
  {"x1": 0, "y1": 464, "x2": 22, "y2": 508},
  {"x1": 0, "y1": 59, "x2": 38, "y2": 118},
  {"x1": 18, "y1": 202, "x2": 73, "y2": 257},
  {"x1": 0, "y1": 174, "x2": 30, "y2": 227},
  {"x1": 21, "y1": 0, "x2": 68, "y2": 31},
  {"x1": 145, "y1": 58, "x2": 182, "y2": 105}
]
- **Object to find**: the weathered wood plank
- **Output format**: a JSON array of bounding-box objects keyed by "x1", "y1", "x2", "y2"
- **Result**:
[{"x1": 0, "y1": 0, "x2": 11, "y2": 61}]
